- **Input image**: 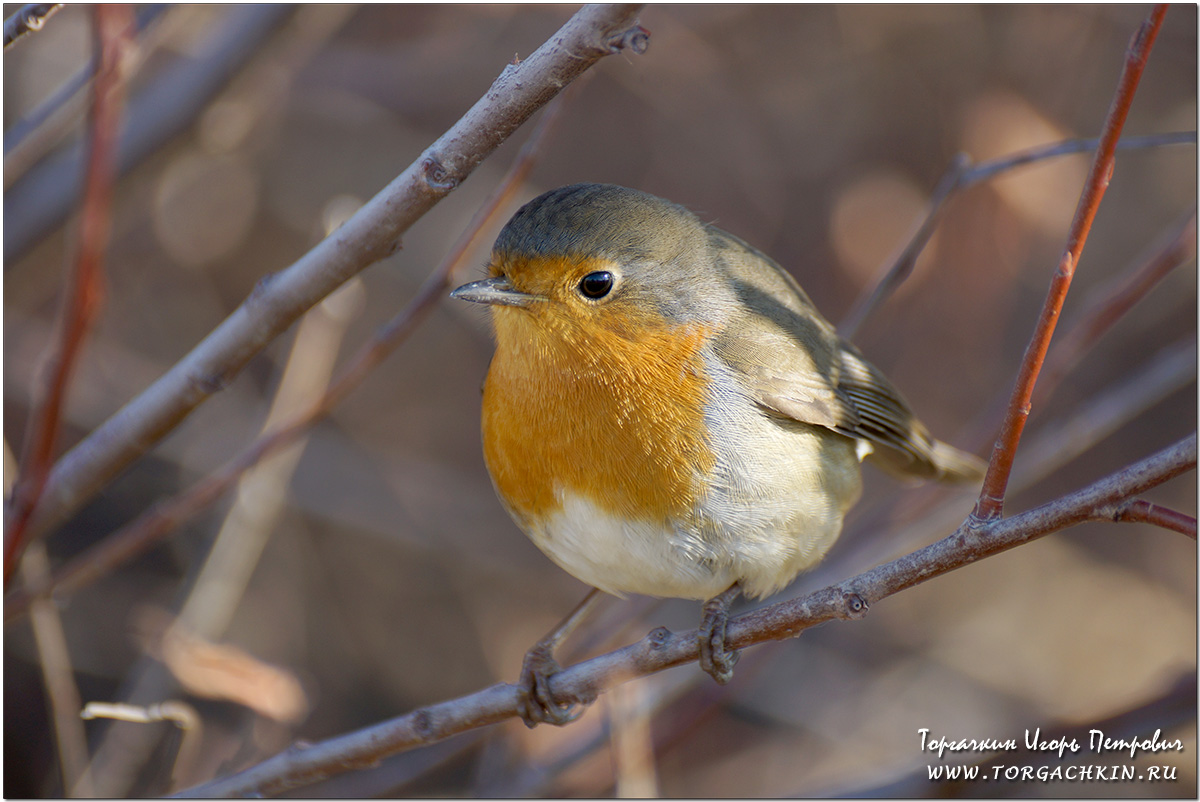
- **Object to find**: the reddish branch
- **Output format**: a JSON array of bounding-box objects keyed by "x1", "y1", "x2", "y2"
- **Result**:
[
  {"x1": 3, "y1": 94, "x2": 569, "y2": 623},
  {"x1": 1113, "y1": 499, "x2": 1197, "y2": 539},
  {"x1": 1036, "y1": 209, "x2": 1196, "y2": 403},
  {"x1": 4, "y1": 5, "x2": 132, "y2": 585},
  {"x1": 974, "y1": 4, "x2": 1168, "y2": 520},
  {"x1": 175, "y1": 435, "x2": 1195, "y2": 798},
  {"x1": 957, "y1": 209, "x2": 1195, "y2": 460}
]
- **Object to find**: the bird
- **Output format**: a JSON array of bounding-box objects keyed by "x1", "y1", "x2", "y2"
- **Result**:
[{"x1": 451, "y1": 183, "x2": 984, "y2": 727}]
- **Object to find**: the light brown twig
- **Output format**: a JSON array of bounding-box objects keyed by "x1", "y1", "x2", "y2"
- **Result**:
[{"x1": 24, "y1": 543, "x2": 93, "y2": 796}]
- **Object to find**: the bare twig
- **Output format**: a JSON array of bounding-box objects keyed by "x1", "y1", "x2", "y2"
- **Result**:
[
  {"x1": 81, "y1": 701, "x2": 202, "y2": 793},
  {"x1": 959, "y1": 211, "x2": 1196, "y2": 459},
  {"x1": 838, "y1": 152, "x2": 970, "y2": 339},
  {"x1": 1009, "y1": 337, "x2": 1195, "y2": 491},
  {"x1": 1112, "y1": 498, "x2": 1196, "y2": 538},
  {"x1": 23, "y1": 543, "x2": 93, "y2": 797},
  {"x1": 4, "y1": 88, "x2": 571, "y2": 623},
  {"x1": 177, "y1": 281, "x2": 363, "y2": 639},
  {"x1": 963, "y1": 130, "x2": 1194, "y2": 184},
  {"x1": 838, "y1": 131, "x2": 1194, "y2": 341},
  {"x1": 975, "y1": 4, "x2": 1168, "y2": 520},
  {"x1": 1036, "y1": 207, "x2": 1196, "y2": 403},
  {"x1": 4, "y1": 4, "x2": 133, "y2": 587},
  {"x1": 4, "y1": 5, "x2": 293, "y2": 256},
  {"x1": 3, "y1": 3, "x2": 62, "y2": 49},
  {"x1": 4, "y1": 5, "x2": 171, "y2": 189},
  {"x1": 174, "y1": 435, "x2": 1194, "y2": 798},
  {"x1": 13, "y1": 3, "x2": 647, "y2": 556},
  {"x1": 608, "y1": 680, "x2": 658, "y2": 797},
  {"x1": 73, "y1": 281, "x2": 361, "y2": 799}
]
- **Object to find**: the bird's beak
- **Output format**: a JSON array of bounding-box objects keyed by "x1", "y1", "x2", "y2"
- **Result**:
[{"x1": 450, "y1": 276, "x2": 538, "y2": 308}]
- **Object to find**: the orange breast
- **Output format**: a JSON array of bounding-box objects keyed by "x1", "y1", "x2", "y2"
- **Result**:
[{"x1": 482, "y1": 305, "x2": 715, "y2": 531}]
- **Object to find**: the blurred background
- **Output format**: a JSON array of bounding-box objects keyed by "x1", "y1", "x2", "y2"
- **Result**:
[{"x1": 4, "y1": 4, "x2": 1196, "y2": 797}]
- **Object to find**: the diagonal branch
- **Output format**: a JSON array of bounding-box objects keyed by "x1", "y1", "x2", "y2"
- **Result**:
[
  {"x1": 174, "y1": 435, "x2": 1195, "y2": 798},
  {"x1": 3, "y1": 90, "x2": 571, "y2": 623},
  {"x1": 1035, "y1": 207, "x2": 1196, "y2": 404},
  {"x1": 837, "y1": 131, "x2": 1194, "y2": 341},
  {"x1": 974, "y1": 4, "x2": 1168, "y2": 520},
  {"x1": 14, "y1": 3, "x2": 648, "y2": 550},
  {"x1": 3, "y1": 2, "x2": 62, "y2": 49}
]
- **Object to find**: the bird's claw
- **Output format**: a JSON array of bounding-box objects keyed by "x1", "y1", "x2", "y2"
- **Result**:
[
  {"x1": 699, "y1": 591, "x2": 740, "y2": 685},
  {"x1": 517, "y1": 642, "x2": 582, "y2": 727}
]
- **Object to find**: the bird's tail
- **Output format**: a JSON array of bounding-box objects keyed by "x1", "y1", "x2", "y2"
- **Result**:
[{"x1": 928, "y1": 439, "x2": 987, "y2": 483}]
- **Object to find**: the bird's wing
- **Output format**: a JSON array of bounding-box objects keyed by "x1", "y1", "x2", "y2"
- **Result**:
[{"x1": 708, "y1": 228, "x2": 982, "y2": 481}]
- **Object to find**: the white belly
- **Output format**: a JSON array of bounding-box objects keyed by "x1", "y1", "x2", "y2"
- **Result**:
[{"x1": 526, "y1": 421, "x2": 863, "y2": 602}]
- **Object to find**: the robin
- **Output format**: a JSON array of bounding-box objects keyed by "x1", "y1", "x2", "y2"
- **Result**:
[{"x1": 451, "y1": 183, "x2": 983, "y2": 727}]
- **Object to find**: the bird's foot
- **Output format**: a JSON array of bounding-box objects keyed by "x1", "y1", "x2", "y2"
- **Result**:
[
  {"x1": 516, "y1": 640, "x2": 583, "y2": 727},
  {"x1": 698, "y1": 584, "x2": 742, "y2": 684}
]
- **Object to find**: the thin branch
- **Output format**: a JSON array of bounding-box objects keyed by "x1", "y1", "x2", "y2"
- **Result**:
[
  {"x1": 5, "y1": 5, "x2": 293, "y2": 256},
  {"x1": 4, "y1": 5, "x2": 172, "y2": 190},
  {"x1": 963, "y1": 129, "x2": 1194, "y2": 184},
  {"x1": 4, "y1": 89, "x2": 571, "y2": 623},
  {"x1": 609, "y1": 681, "x2": 659, "y2": 798},
  {"x1": 954, "y1": 207, "x2": 1196, "y2": 463},
  {"x1": 1112, "y1": 498, "x2": 1197, "y2": 538},
  {"x1": 838, "y1": 153, "x2": 969, "y2": 339},
  {"x1": 23, "y1": 543, "x2": 93, "y2": 797},
  {"x1": 81, "y1": 701, "x2": 202, "y2": 793},
  {"x1": 71, "y1": 275, "x2": 361, "y2": 798},
  {"x1": 838, "y1": 131, "x2": 1194, "y2": 341},
  {"x1": 1035, "y1": 207, "x2": 1196, "y2": 404},
  {"x1": 1008, "y1": 337, "x2": 1195, "y2": 492},
  {"x1": 3, "y1": 3, "x2": 62, "y2": 49},
  {"x1": 176, "y1": 285, "x2": 362, "y2": 639},
  {"x1": 816, "y1": 337, "x2": 1194, "y2": 616},
  {"x1": 975, "y1": 4, "x2": 1168, "y2": 521},
  {"x1": 12, "y1": 4, "x2": 647, "y2": 553},
  {"x1": 4, "y1": 4, "x2": 133, "y2": 587},
  {"x1": 174, "y1": 436, "x2": 1195, "y2": 798}
]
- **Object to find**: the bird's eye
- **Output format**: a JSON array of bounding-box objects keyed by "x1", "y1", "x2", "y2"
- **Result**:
[{"x1": 578, "y1": 271, "x2": 614, "y2": 299}]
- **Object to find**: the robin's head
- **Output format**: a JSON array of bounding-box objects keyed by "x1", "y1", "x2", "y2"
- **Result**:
[{"x1": 452, "y1": 184, "x2": 733, "y2": 341}]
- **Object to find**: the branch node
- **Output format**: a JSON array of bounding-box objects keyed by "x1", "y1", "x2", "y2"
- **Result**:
[
  {"x1": 607, "y1": 24, "x2": 650, "y2": 55},
  {"x1": 970, "y1": 502, "x2": 1003, "y2": 525},
  {"x1": 645, "y1": 626, "x2": 672, "y2": 649},
  {"x1": 193, "y1": 371, "x2": 231, "y2": 396},
  {"x1": 841, "y1": 591, "x2": 869, "y2": 619},
  {"x1": 247, "y1": 271, "x2": 280, "y2": 305},
  {"x1": 421, "y1": 155, "x2": 458, "y2": 192},
  {"x1": 412, "y1": 708, "x2": 435, "y2": 740}
]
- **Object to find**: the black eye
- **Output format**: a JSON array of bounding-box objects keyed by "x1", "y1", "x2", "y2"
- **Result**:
[{"x1": 578, "y1": 271, "x2": 614, "y2": 299}]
